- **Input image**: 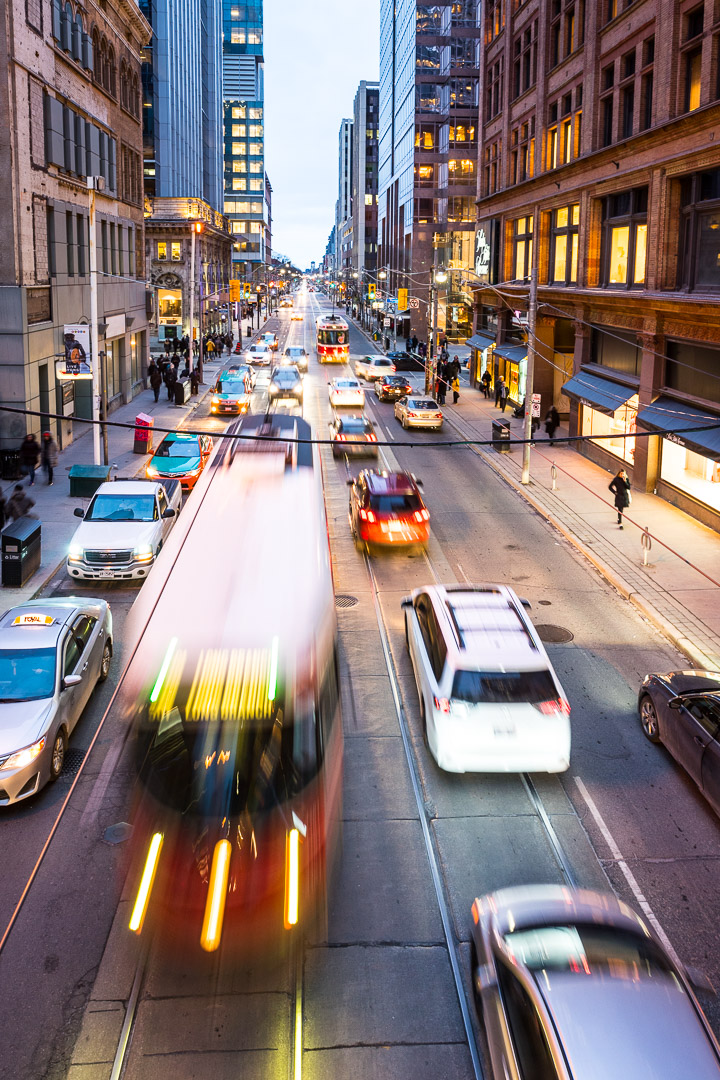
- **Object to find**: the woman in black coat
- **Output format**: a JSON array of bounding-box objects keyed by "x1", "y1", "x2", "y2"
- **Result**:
[{"x1": 608, "y1": 469, "x2": 631, "y2": 528}]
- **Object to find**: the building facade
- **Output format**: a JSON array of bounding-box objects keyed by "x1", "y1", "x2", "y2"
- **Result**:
[
  {"x1": 335, "y1": 118, "x2": 354, "y2": 278},
  {"x1": 377, "y1": 0, "x2": 481, "y2": 340},
  {"x1": 0, "y1": 0, "x2": 151, "y2": 450},
  {"x1": 473, "y1": 0, "x2": 720, "y2": 529},
  {"x1": 221, "y1": 0, "x2": 270, "y2": 281},
  {"x1": 351, "y1": 81, "x2": 380, "y2": 279}
]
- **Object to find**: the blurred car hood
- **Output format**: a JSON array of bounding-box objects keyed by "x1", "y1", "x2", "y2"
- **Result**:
[{"x1": 0, "y1": 700, "x2": 54, "y2": 756}]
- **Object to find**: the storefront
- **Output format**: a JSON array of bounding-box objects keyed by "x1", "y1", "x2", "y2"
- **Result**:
[
  {"x1": 494, "y1": 344, "x2": 528, "y2": 405},
  {"x1": 563, "y1": 370, "x2": 638, "y2": 466},
  {"x1": 466, "y1": 331, "x2": 496, "y2": 387},
  {"x1": 637, "y1": 397, "x2": 720, "y2": 517},
  {"x1": 158, "y1": 288, "x2": 182, "y2": 342}
]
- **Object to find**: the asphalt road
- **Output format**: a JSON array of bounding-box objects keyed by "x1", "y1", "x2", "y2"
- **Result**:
[{"x1": 1, "y1": 287, "x2": 719, "y2": 1080}]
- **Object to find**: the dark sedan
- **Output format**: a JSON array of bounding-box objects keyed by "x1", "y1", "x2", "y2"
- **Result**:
[
  {"x1": 638, "y1": 670, "x2": 720, "y2": 816},
  {"x1": 329, "y1": 415, "x2": 378, "y2": 458},
  {"x1": 375, "y1": 375, "x2": 413, "y2": 402},
  {"x1": 386, "y1": 350, "x2": 422, "y2": 372}
]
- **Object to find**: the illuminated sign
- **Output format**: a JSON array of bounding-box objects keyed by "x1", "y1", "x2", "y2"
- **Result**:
[
  {"x1": 12, "y1": 613, "x2": 54, "y2": 626},
  {"x1": 57, "y1": 324, "x2": 93, "y2": 380}
]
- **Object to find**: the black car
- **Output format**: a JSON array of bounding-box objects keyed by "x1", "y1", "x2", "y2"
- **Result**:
[
  {"x1": 386, "y1": 351, "x2": 423, "y2": 372},
  {"x1": 329, "y1": 415, "x2": 378, "y2": 458},
  {"x1": 268, "y1": 365, "x2": 303, "y2": 403},
  {"x1": 638, "y1": 670, "x2": 720, "y2": 816},
  {"x1": 283, "y1": 346, "x2": 309, "y2": 373},
  {"x1": 375, "y1": 375, "x2": 413, "y2": 402}
]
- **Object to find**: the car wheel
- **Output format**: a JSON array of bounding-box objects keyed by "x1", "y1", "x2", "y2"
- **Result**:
[
  {"x1": 402, "y1": 416, "x2": 407, "y2": 429},
  {"x1": 470, "y1": 940, "x2": 484, "y2": 1017},
  {"x1": 639, "y1": 694, "x2": 661, "y2": 743},
  {"x1": 98, "y1": 641, "x2": 111, "y2": 683},
  {"x1": 49, "y1": 728, "x2": 67, "y2": 781}
]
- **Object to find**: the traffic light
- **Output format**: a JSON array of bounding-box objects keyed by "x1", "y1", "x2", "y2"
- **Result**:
[
  {"x1": 368, "y1": 283, "x2": 376, "y2": 300},
  {"x1": 398, "y1": 288, "x2": 408, "y2": 311},
  {"x1": 229, "y1": 279, "x2": 241, "y2": 302},
  {"x1": 244, "y1": 284, "x2": 251, "y2": 298}
]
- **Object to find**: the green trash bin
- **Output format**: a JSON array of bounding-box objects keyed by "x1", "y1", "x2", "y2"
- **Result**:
[{"x1": 68, "y1": 464, "x2": 112, "y2": 497}]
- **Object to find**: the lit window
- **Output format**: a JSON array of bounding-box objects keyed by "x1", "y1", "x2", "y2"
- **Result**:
[
  {"x1": 602, "y1": 188, "x2": 647, "y2": 287},
  {"x1": 633, "y1": 224, "x2": 647, "y2": 283},
  {"x1": 231, "y1": 125, "x2": 246, "y2": 137},
  {"x1": 232, "y1": 178, "x2": 244, "y2": 190},
  {"x1": 249, "y1": 107, "x2": 263, "y2": 120},
  {"x1": 249, "y1": 161, "x2": 262, "y2": 173},
  {"x1": 231, "y1": 106, "x2": 246, "y2": 119},
  {"x1": 248, "y1": 124, "x2": 263, "y2": 137},
  {"x1": 232, "y1": 161, "x2": 246, "y2": 173},
  {"x1": 608, "y1": 226, "x2": 630, "y2": 283},
  {"x1": 171, "y1": 241, "x2": 181, "y2": 261},
  {"x1": 231, "y1": 142, "x2": 246, "y2": 156},
  {"x1": 231, "y1": 28, "x2": 245, "y2": 43},
  {"x1": 365, "y1": 194, "x2": 373, "y2": 205},
  {"x1": 551, "y1": 204, "x2": 579, "y2": 284},
  {"x1": 157, "y1": 241, "x2": 167, "y2": 260},
  {"x1": 249, "y1": 142, "x2": 263, "y2": 155},
  {"x1": 513, "y1": 216, "x2": 533, "y2": 281}
]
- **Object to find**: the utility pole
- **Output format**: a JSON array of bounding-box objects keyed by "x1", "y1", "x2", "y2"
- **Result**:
[
  {"x1": 99, "y1": 350, "x2": 109, "y2": 465},
  {"x1": 188, "y1": 224, "x2": 196, "y2": 373},
  {"x1": 522, "y1": 209, "x2": 539, "y2": 485},
  {"x1": 88, "y1": 177, "x2": 102, "y2": 466},
  {"x1": 425, "y1": 248, "x2": 436, "y2": 395}
]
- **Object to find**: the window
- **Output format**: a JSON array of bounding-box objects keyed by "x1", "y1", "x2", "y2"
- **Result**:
[
  {"x1": 448, "y1": 158, "x2": 475, "y2": 184},
  {"x1": 231, "y1": 124, "x2": 246, "y2": 137},
  {"x1": 549, "y1": 0, "x2": 580, "y2": 67},
  {"x1": 157, "y1": 241, "x2": 167, "y2": 260},
  {"x1": 511, "y1": 119, "x2": 535, "y2": 184},
  {"x1": 231, "y1": 141, "x2": 246, "y2": 156},
  {"x1": 621, "y1": 83, "x2": 634, "y2": 138},
  {"x1": 486, "y1": 0, "x2": 504, "y2": 42},
  {"x1": 496, "y1": 963, "x2": 557, "y2": 1080},
  {"x1": 550, "y1": 204, "x2": 579, "y2": 284},
  {"x1": 601, "y1": 187, "x2": 648, "y2": 287},
  {"x1": 513, "y1": 215, "x2": 533, "y2": 281},
  {"x1": 171, "y1": 241, "x2": 181, "y2": 260},
  {"x1": 684, "y1": 48, "x2": 702, "y2": 111},
  {"x1": 680, "y1": 168, "x2": 720, "y2": 291},
  {"x1": 66, "y1": 212, "x2": 75, "y2": 275},
  {"x1": 685, "y1": 5, "x2": 704, "y2": 40},
  {"x1": 484, "y1": 139, "x2": 500, "y2": 195},
  {"x1": 513, "y1": 21, "x2": 537, "y2": 99},
  {"x1": 486, "y1": 57, "x2": 504, "y2": 119},
  {"x1": 600, "y1": 94, "x2": 614, "y2": 146},
  {"x1": 231, "y1": 106, "x2": 245, "y2": 119},
  {"x1": 76, "y1": 213, "x2": 86, "y2": 275},
  {"x1": 72, "y1": 615, "x2": 96, "y2": 649},
  {"x1": 63, "y1": 633, "x2": 82, "y2": 677}
]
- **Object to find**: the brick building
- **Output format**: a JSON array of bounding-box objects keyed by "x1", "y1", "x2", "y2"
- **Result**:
[
  {"x1": 0, "y1": 0, "x2": 151, "y2": 450},
  {"x1": 472, "y1": 0, "x2": 720, "y2": 529}
]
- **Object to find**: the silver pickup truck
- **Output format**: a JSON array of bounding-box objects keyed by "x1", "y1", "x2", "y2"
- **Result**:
[{"x1": 66, "y1": 479, "x2": 182, "y2": 581}]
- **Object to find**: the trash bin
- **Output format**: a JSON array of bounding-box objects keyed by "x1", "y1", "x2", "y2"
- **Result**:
[
  {"x1": 491, "y1": 418, "x2": 511, "y2": 453},
  {"x1": 2, "y1": 516, "x2": 41, "y2": 587},
  {"x1": 0, "y1": 449, "x2": 22, "y2": 480},
  {"x1": 133, "y1": 412, "x2": 154, "y2": 454},
  {"x1": 68, "y1": 464, "x2": 112, "y2": 497},
  {"x1": 174, "y1": 379, "x2": 192, "y2": 406}
]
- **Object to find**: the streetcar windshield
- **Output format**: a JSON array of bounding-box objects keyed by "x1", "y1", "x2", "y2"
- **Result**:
[{"x1": 318, "y1": 330, "x2": 347, "y2": 345}]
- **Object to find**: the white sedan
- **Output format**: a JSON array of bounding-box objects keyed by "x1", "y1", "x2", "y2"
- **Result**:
[
  {"x1": 394, "y1": 396, "x2": 444, "y2": 430},
  {"x1": 244, "y1": 343, "x2": 272, "y2": 366},
  {"x1": 329, "y1": 378, "x2": 365, "y2": 408},
  {"x1": 355, "y1": 355, "x2": 396, "y2": 380}
]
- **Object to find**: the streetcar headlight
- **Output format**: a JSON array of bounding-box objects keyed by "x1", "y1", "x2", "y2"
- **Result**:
[{"x1": 3, "y1": 736, "x2": 46, "y2": 771}]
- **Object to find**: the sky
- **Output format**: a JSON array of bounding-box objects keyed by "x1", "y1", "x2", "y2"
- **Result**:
[{"x1": 263, "y1": 0, "x2": 381, "y2": 270}]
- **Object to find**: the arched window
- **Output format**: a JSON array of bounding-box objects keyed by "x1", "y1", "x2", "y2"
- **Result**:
[
  {"x1": 107, "y1": 46, "x2": 116, "y2": 97},
  {"x1": 72, "y1": 13, "x2": 83, "y2": 61},
  {"x1": 62, "y1": 2, "x2": 73, "y2": 51},
  {"x1": 119, "y1": 60, "x2": 127, "y2": 109},
  {"x1": 131, "y1": 71, "x2": 140, "y2": 118}
]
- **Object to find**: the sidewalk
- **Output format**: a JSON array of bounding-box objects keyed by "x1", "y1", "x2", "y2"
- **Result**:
[
  {"x1": 0, "y1": 350, "x2": 231, "y2": 606},
  {"x1": 347, "y1": 312, "x2": 720, "y2": 671}
]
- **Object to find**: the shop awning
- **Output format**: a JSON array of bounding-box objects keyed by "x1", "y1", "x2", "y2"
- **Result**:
[
  {"x1": 493, "y1": 343, "x2": 528, "y2": 364},
  {"x1": 561, "y1": 371, "x2": 636, "y2": 417},
  {"x1": 466, "y1": 332, "x2": 496, "y2": 351},
  {"x1": 636, "y1": 396, "x2": 720, "y2": 458}
]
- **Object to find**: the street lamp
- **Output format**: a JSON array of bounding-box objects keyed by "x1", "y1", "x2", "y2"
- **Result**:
[
  {"x1": 188, "y1": 221, "x2": 203, "y2": 373},
  {"x1": 87, "y1": 175, "x2": 106, "y2": 466},
  {"x1": 425, "y1": 261, "x2": 448, "y2": 395}
]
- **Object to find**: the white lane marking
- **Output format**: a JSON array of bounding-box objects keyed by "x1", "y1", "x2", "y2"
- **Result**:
[
  {"x1": 385, "y1": 426, "x2": 395, "y2": 441},
  {"x1": 456, "y1": 562, "x2": 470, "y2": 583},
  {"x1": 80, "y1": 737, "x2": 125, "y2": 825},
  {"x1": 574, "y1": 776, "x2": 682, "y2": 967}
]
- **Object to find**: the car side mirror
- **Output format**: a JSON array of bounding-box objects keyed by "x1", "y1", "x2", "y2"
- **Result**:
[
  {"x1": 73, "y1": 508, "x2": 85, "y2": 518},
  {"x1": 519, "y1": 597, "x2": 532, "y2": 609},
  {"x1": 162, "y1": 508, "x2": 176, "y2": 519},
  {"x1": 685, "y1": 965, "x2": 716, "y2": 996},
  {"x1": 346, "y1": 479, "x2": 355, "y2": 487},
  {"x1": 668, "y1": 697, "x2": 683, "y2": 710},
  {"x1": 63, "y1": 674, "x2": 82, "y2": 689}
]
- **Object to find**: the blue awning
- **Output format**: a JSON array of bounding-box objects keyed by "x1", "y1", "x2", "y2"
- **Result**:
[
  {"x1": 637, "y1": 396, "x2": 720, "y2": 458},
  {"x1": 561, "y1": 371, "x2": 636, "y2": 416},
  {"x1": 466, "y1": 332, "x2": 496, "y2": 351},
  {"x1": 494, "y1": 344, "x2": 527, "y2": 364}
]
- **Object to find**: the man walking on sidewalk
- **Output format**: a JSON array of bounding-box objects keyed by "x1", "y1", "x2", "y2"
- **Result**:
[
  {"x1": 150, "y1": 366, "x2": 162, "y2": 402},
  {"x1": 495, "y1": 376, "x2": 505, "y2": 407},
  {"x1": 41, "y1": 432, "x2": 58, "y2": 486},
  {"x1": 7, "y1": 484, "x2": 36, "y2": 521},
  {"x1": 499, "y1": 381, "x2": 510, "y2": 412},
  {"x1": 19, "y1": 433, "x2": 41, "y2": 486}
]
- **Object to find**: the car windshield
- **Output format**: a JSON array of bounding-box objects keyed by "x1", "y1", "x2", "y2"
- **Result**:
[
  {"x1": 336, "y1": 380, "x2": 359, "y2": 389},
  {"x1": 386, "y1": 377, "x2": 409, "y2": 386},
  {"x1": 0, "y1": 647, "x2": 56, "y2": 701},
  {"x1": 286, "y1": 349, "x2": 305, "y2": 356},
  {"x1": 374, "y1": 359, "x2": 392, "y2": 366},
  {"x1": 408, "y1": 399, "x2": 439, "y2": 410},
  {"x1": 215, "y1": 379, "x2": 246, "y2": 394},
  {"x1": 451, "y1": 669, "x2": 557, "y2": 704},
  {"x1": 86, "y1": 494, "x2": 157, "y2": 522},
  {"x1": 340, "y1": 419, "x2": 372, "y2": 433},
  {"x1": 319, "y1": 330, "x2": 347, "y2": 345},
  {"x1": 504, "y1": 924, "x2": 674, "y2": 980},
  {"x1": 369, "y1": 493, "x2": 421, "y2": 513},
  {"x1": 155, "y1": 439, "x2": 198, "y2": 458}
]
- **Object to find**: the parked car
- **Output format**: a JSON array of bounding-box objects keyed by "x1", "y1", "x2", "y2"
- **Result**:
[
  {"x1": 0, "y1": 599, "x2": 113, "y2": 804},
  {"x1": 470, "y1": 884, "x2": 720, "y2": 1080},
  {"x1": 67, "y1": 479, "x2": 181, "y2": 581},
  {"x1": 638, "y1": 670, "x2": 720, "y2": 816},
  {"x1": 386, "y1": 350, "x2": 422, "y2": 373}
]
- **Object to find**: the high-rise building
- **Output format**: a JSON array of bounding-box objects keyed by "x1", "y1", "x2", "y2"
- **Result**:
[
  {"x1": 222, "y1": 0, "x2": 270, "y2": 282},
  {"x1": 141, "y1": 0, "x2": 230, "y2": 350},
  {"x1": 472, "y1": 0, "x2": 720, "y2": 531},
  {"x1": 351, "y1": 81, "x2": 380, "y2": 278},
  {"x1": 0, "y1": 0, "x2": 152, "y2": 450},
  {"x1": 335, "y1": 118, "x2": 354, "y2": 278},
  {"x1": 378, "y1": 1, "x2": 481, "y2": 340}
]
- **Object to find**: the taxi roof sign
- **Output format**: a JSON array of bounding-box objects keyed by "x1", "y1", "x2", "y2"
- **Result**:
[{"x1": 12, "y1": 613, "x2": 54, "y2": 627}]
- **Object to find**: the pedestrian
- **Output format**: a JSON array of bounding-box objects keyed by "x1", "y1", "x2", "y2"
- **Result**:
[
  {"x1": 411, "y1": 334, "x2": 418, "y2": 353},
  {"x1": 451, "y1": 374, "x2": 460, "y2": 404},
  {"x1": 189, "y1": 367, "x2": 200, "y2": 395},
  {"x1": 164, "y1": 339, "x2": 171, "y2": 356},
  {"x1": 206, "y1": 338, "x2": 215, "y2": 356},
  {"x1": 544, "y1": 405, "x2": 560, "y2": 443},
  {"x1": 608, "y1": 468, "x2": 631, "y2": 528},
  {"x1": 481, "y1": 368, "x2": 492, "y2": 399},
  {"x1": 495, "y1": 376, "x2": 504, "y2": 407},
  {"x1": 150, "y1": 366, "x2": 162, "y2": 402},
  {"x1": 7, "y1": 484, "x2": 36, "y2": 521},
  {"x1": 164, "y1": 363, "x2": 177, "y2": 401},
  {"x1": 405, "y1": 335, "x2": 412, "y2": 353},
  {"x1": 41, "y1": 431, "x2": 58, "y2": 486},
  {"x1": 435, "y1": 374, "x2": 444, "y2": 405},
  {"x1": 499, "y1": 380, "x2": 509, "y2": 412},
  {"x1": 437, "y1": 363, "x2": 447, "y2": 404},
  {"x1": 19, "y1": 432, "x2": 41, "y2": 486}
]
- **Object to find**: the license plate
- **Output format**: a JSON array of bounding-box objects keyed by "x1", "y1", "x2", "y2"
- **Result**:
[{"x1": 99, "y1": 570, "x2": 115, "y2": 579}]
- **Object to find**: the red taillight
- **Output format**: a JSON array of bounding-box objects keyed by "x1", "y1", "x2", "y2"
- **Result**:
[
  {"x1": 407, "y1": 411, "x2": 418, "y2": 418},
  {"x1": 359, "y1": 509, "x2": 376, "y2": 523},
  {"x1": 413, "y1": 508, "x2": 430, "y2": 522},
  {"x1": 336, "y1": 433, "x2": 346, "y2": 441},
  {"x1": 434, "y1": 696, "x2": 451, "y2": 713},
  {"x1": 534, "y1": 699, "x2": 571, "y2": 715}
]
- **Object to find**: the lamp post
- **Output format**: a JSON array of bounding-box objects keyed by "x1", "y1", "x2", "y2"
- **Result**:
[
  {"x1": 188, "y1": 221, "x2": 203, "y2": 372},
  {"x1": 426, "y1": 257, "x2": 448, "y2": 395},
  {"x1": 87, "y1": 176, "x2": 105, "y2": 466}
]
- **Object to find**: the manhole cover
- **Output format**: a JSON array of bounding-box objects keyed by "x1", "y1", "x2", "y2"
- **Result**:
[
  {"x1": 103, "y1": 822, "x2": 133, "y2": 846},
  {"x1": 335, "y1": 594, "x2": 358, "y2": 609},
  {"x1": 61, "y1": 748, "x2": 86, "y2": 779},
  {"x1": 538, "y1": 600, "x2": 552, "y2": 606},
  {"x1": 535, "y1": 624, "x2": 574, "y2": 644}
]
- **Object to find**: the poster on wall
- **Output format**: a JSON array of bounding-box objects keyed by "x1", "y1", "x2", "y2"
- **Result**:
[
  {"x1": 56, "y1": 325, "x2": 93, "y2": 380},
  {"x1": 475, "y1": 219, "x2": 500, "y2": 285}
]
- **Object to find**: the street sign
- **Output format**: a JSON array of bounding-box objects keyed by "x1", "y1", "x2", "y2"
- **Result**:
[
  {"x1": 531, "y1": 393, "x2": 542, "y2": 417},
  {"x1": 409, "y1": 297, "x2": 420, "y2": 309}
]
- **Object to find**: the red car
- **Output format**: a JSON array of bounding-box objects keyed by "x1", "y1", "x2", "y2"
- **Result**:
[{"x1": 348, "y1": 470, "x2": 430, "y2": 548}]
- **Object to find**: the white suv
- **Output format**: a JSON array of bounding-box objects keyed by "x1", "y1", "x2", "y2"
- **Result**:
[
  {"x1": 401, "y1": 584, "x2": 571, "y2": 773},
  {"x1": 354, "y1": 355, "x2": 396, "y2": 380}
]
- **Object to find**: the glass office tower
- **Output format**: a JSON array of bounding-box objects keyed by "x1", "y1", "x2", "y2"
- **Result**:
[{"x1": 221, "y1": 0, "x2": 269, "y2": 277}]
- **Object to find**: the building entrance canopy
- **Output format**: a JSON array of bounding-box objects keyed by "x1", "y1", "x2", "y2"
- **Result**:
[
  {"x1": 493, "y1": 343, "x2": 527, "y2": 364},
  {"x1": 562, "y1": 371, "x2": 637, "y2": 417},
  {"x1": 466, "y1": 332, "x2": 496, "y2": 351},
  {"x1": 637, "y1": 397, "x2": 720, "y2": 458}
]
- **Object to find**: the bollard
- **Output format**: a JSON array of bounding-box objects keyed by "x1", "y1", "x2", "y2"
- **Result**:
[
  {"x1": 551, "y1": 463, "x2": 558, "y2": 490},
  {"x1": 641, "y1": 526, "x2": 652, "y2": 566}
]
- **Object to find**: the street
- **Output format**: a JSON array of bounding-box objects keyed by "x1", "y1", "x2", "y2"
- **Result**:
[{"x1": 1, "y1": 285, "x2": 720, "y2": 1080}]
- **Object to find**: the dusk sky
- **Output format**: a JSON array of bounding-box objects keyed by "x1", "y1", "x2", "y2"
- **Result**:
[{"x1": 263, "y1": 0, "x2": 381, "y2": 270}]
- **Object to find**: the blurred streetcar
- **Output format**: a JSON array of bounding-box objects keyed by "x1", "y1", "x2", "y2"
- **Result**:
[
  {"x1": 121, "y1": 414, "x2": 343, "y2": 953},
  {"x1": 316, "y1": 314, "x2": 349, "y2": 363}
]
